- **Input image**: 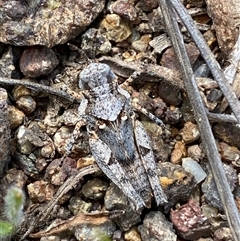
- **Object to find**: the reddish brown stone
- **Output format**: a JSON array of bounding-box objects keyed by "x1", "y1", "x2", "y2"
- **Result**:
[
  {"x1": 171, "y1": 200, "x2": 211, "y2": 240},
  {"x1": 20, "y1": 46, "x2": 59, "y2": 77},
  {"x1": 111, "y1": 0, "x2": 138, "y2": 21},
  {"x1": 161, "y1": 43, "x2": 200, "y2": 70}
]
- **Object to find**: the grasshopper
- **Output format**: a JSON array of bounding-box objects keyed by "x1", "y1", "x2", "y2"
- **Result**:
[{"x1": 77, "y1": 63, "x2": 167, "y2": 211}]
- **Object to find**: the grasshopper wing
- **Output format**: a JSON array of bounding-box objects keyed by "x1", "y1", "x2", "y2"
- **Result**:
[
  {"x1": 133, "y1": 120, "x2": 167, "y2": 205},
  {"x1": 89, "y1": 137, "x2": 146, "y2": 211}
]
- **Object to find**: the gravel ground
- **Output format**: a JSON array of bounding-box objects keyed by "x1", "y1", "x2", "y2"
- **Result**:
[{"x1": 0, "y1": 0, "x2": 240, "y2": 241}]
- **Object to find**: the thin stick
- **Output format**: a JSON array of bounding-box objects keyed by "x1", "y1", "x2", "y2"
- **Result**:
[
  {"x1": 0, "y1": 77, "x2": 81, "y2": 103},
  {"x1": 158, "y1": 1, "x2": 240, "y2": 240},
  {"x1": 207, "y1": 111, "x2": 238, "y2": 124},
  {"x1": 169, "y1": 0, "x2": 240, "y2": 125},
  {"x1": 20, "y1": 164, "x2": 100, "y2": 240}
]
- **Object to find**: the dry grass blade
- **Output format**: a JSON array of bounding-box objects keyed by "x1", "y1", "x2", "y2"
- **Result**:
[
  {"x1": 29, "y1": 212, "x2": 112, "y2": 238},
  {"x1": 158, "y1": 0, "x2": 240, "y2": 240}
]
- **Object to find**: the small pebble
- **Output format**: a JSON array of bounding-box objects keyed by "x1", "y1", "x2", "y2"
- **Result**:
[
  {"x1": 187, "y1": 145, "x2": 205, "y2": 161},
  {"x1": 137, "y1": 0, "x2": 159, "y2": 12},
  {"x1": 112, "y1": 230, "x2": 123, "y2": 241},
  {"x1": 214, "y1": 227, "x2": 232, "y2": 241},
  {"x1": 149, "y1": 34, "x2": 171, "y2": 55},
  {"x1": 20, "y1": 46, "x2": 59, "y2": 77},
  {"x1": 164, "y1": 107, "x2": 182, "y2": 124},
  {"x1": 16, "y1": 125, "x2": 35, "y2": 154},
  {"x1": 158, "y1": 84, "x2": 182, "y2": 106},
  {"x1": 194, "y1": 63, "x2": 210, "y2": 78},
  {"x1": 68, "y1": 196, "x2": 92, "y2": 215},
  {"x1": 14, "y1": 152, "x2": 40, "y2": 177},
  {"x1": 170, "y1": 141, "x2": 187, "y2": 164},
  {"x1": 100, "y1": 14, "x2": 131, "y2": 42},
  {"x1": 110, "y1": 0, "x2": 138, "y2": 21},
  {"x1": 74, "y1": 220, "x2": 116, "y2": 241},
  {"x1": 158, "y1": 162, "x2": 196, "y2": 212},
  {"x1": 182, "y1": 157, "x2": 207, "y2": 184},
  {"x1": 196, "y1": 77, "x2": 218, "y2": 91},
  {"x1": 202, "y1": 163, "x2": 238, "y2": 210},
  {"x1": 40, "y1": 236, "x2": 60, "y2": 241},
  {"x1": 201, "y1": 204, "x2": 218, "y2": 218},
  {"x1": 219, "y1": 142, "x2": 240, "y2": 163},
  {"x1": 81, "y1": 28, "x2": 111, "y2": 58},
  {"x1": 77, "y1": 155, "x2": 95, "y2": 169},
  {"x1": 105, "y1": 183, "x2": 141, "y2": 231},
  {"x1": 142, "y1": 120, "x2": 170, "y2": 161},
  {"x1": 41, "y1": 143, "x2": 55, "y2": 159},
  {"x1": 35, "y1": 158, "x2": 48, "y2": 172},
  {"x1": 16, "y1": 95, "x2": 36, "y2": 114},
  {"x1": 214, "y1": 122, "x2": 240, "y2": 149},
  {"x1": 12, "y1": 85, "x2": 35, "y2": 100},
  {"x1": 206, "y1": 88, "x2": 223, "y2": 102},
  {"x1": 138, "y1": 211, "x2": 177, "y2": 241},
  {"x1": 180, "y1": 121, "x2": 200, "y2": 144},
  {"x1": 124, "y1": 227, "x2": 141, "y2": 241},
  {"x1": 170, "y1": 200, "x2": 210, "y2": 240},
  {"x1": 132, "y1": 35, "x2": 151, "y2": 52},
  {"x1": 8, "y1": 105, "x2": 25, "y2": 129},
  {"x1": 161, "y1": 43, "x2": 200, "y2": 70},
  {"x1": 81, "y1": 178, "x2": 108, "y2": 200},
  {"x1": 27, "y1": 180, "x2": 55, "y2": 203}
]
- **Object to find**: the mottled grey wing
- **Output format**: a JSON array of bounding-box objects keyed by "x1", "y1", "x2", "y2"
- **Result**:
[
  {"x1": 133, "y1": 120, "x2": 168, "y2": 206},
  {"x1": 89, "y1": 137, "x2": 146, "y2": 211},
  {"x1": 120, "y1": 151, "x2": 153, "y2": 208},
  {"x1": 95, "y1": 117, "x2": 135, "y2": 162},
  {"x1": 92, "y1": 117, "x2": 153, "y2": 208}
]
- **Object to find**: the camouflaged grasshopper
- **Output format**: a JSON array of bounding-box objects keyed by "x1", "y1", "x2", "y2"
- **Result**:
[{"x1": 78, "y1": 63, "x2": 167, "y2": 211}]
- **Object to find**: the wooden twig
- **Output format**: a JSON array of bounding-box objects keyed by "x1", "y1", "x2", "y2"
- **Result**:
[
  {"x1": 158, "y1": 1, "x2": 240, "y2": 240},
  {"x1": 168, "y1": 0, "x2": 240, "y2": 125},
  {"x1": 20, "y1": 164, "x2": 100, "y2": 240},
  {"x1": 0, "y1": 77, "x2": 81, "y2": 103},
  {"x1": 207, "y1": 111, "x2": 238, "y2": 124},
  {"x1": 99, "y1": 56, "x2": 185, "y2": 90}
]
